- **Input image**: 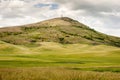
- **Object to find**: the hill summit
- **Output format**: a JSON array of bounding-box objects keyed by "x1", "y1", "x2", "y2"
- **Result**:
[{"x1": 0, "y1": 17, "x2": 120, "y2": 47}]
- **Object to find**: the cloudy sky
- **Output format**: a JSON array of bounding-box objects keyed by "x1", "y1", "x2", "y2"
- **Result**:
[{"x1": 0, "y1": 0, "x2": 120, "y2": 37}]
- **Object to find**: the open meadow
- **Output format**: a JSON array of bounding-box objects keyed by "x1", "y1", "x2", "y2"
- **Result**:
[{"x1": 0, "y1": 41, "x2": 120, "y2": 80}]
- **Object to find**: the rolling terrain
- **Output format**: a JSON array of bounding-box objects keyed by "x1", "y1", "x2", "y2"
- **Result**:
[{"x1": 0, "y1": 17, "x2": 120, "y2": 80}]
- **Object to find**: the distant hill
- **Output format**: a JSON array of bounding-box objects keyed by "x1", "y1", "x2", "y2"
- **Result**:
[{"x1": 0, "y1": 17, "x2": 120, "y2": 47}]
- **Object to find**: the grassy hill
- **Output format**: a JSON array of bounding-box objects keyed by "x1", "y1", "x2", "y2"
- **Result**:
[
  {"x1": 0, "y1": 17, "x2": 120, "y2": 47},
  {"x1": 0, "y1": 17, "x2": 120, "y2": 80}
]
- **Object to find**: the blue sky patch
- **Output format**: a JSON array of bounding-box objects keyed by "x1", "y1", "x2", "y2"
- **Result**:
[
  {"x1": 34, "y1": 3, "x2": 59, "y2": 10},
  {"x1": 50, "y1": 4, "x2": 59, "y2": 10}
]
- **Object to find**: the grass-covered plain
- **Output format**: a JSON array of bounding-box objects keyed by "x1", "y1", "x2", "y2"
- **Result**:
[
  {"x1": 0, "y1": 41, "x2": 120, "y2": 80},
  {"x1": 0, "y1": 41, "x2": 120, "y2": 67}
]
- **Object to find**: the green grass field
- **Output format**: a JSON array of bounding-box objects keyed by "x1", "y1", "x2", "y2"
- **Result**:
[
  {"x1": 0, "y1": 41, "x2": 120, "y2": 67},
  {"x1": 0, "y1": 41, "x2": 120, "y2": 80}
]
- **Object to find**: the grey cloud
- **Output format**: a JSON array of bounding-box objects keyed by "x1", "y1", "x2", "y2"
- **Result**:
[{"x1": 54, "y1": 0, "x2": 120, "y2": 16}]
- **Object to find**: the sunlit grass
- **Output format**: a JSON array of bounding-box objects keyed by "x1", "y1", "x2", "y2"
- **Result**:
[{"x1": 0, "y1": 42, "x2": 120, "y2": 68}]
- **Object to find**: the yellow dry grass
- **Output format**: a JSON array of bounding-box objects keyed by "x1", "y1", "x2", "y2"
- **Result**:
[{"x1": 0, "y1": 67, "x2": 120, "y2": 80}]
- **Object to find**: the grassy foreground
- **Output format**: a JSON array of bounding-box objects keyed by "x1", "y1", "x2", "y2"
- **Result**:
[
  {"x1": 0, "y1": 68, "x2": 120, "y2": 80},
  {"x1": 0, "y1": 41, "x2": 120, "y2": 79}
]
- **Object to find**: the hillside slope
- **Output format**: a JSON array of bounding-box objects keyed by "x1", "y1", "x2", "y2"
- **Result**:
[{"x1": 0, "y1": 17, "x2": 120, "y2": 47}]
